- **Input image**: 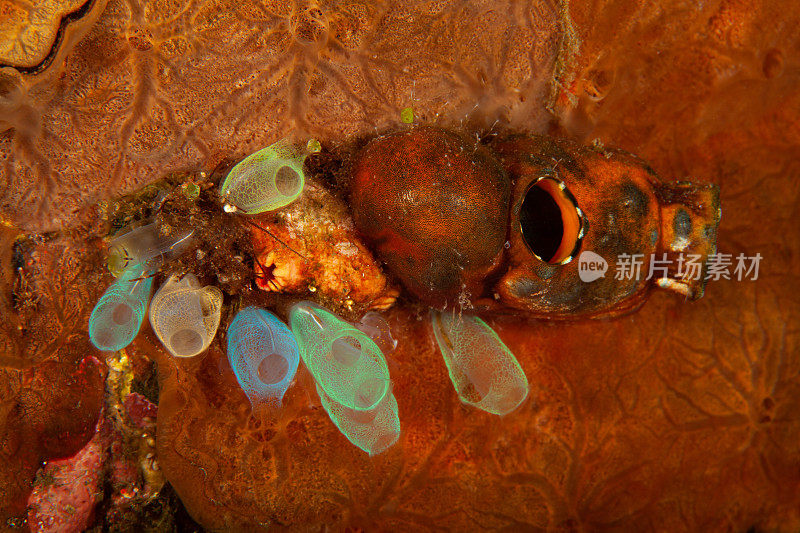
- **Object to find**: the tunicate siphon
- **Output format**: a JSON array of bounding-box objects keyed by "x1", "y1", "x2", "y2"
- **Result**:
[
  {"x1": 89, "y1": 264, "x2": 154, "y2": 351},
  {"x1": 219, "y1": 138, "x2": 315, "y2": 214},
  {"x1": 289, "y1": 302, "x2": 391, "y2": 411},
  {"x1": 106, "y1": 219, "x2": 194, "y2": 277},
  {"x1": 149, "y1": 274, "x2": 223, "y2": 357},
  {"x1": 430, "y1": 309, "x2": 529, "y2": 415},
  {"x1": 227, "y1": 307, "x2": 300, "y2": 410}
]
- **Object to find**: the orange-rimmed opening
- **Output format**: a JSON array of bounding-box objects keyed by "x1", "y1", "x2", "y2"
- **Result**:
[{"x1": 519, "y1": 178, "x2": 583, "y2": 264}]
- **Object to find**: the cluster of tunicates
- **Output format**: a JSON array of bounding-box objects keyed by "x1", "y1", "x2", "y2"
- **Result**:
[
  {"x1": 89, "y1": 218, "x2": 225, "y2": 357},
  {"x1": 224, "y1": 302, "x2": 400, "y2": 455},
  {"x1": 90, "y1": 219, "x2": 199, "y2": 352},
  {"x1": 89, "y1": 137, "x2": 315, "y2": 355},
  {"x1": 221, "y1": 298, "x2": 528, "y2": 455},
  {"x1": 89, "y1": 136, "x2": 530, "y2": 458},
  {"x1": 290, "y1": 302, "x2": 400, "y2": 455}
]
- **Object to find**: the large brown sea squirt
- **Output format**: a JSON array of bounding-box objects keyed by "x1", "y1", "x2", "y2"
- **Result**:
[
  {"x1": 350, "y1": 127, "x2": 511, "y2": 308},
  {"x1": 490, "y1": 134, "x2": 721, "y2": 318},
  {"x1": 351, "y1": 127, "x2": 720, "y2": 318}
]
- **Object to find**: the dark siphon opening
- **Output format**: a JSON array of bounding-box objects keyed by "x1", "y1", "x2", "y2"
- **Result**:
[{"x1": 519, "y1": 183, "x2": 564, "y2": 263}]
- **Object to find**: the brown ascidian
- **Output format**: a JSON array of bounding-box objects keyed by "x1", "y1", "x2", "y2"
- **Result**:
[
  {"x1": 350, "y1": 127, "x2": 721, "y2": 318},
  {"x1": 350, "y1": 127, "x2": 511, "y2": 308}
]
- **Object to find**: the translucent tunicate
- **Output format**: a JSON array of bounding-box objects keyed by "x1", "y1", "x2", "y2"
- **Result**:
[
  {"x1": 219, "y1": 138, "x2": 310, "y2": 214},
  {"x1": 289, "y1": 302, "x2": 391, "y2": 411},
  {"x1": 430, "y1": 310, "x2": 529, "y2": 415},
  {"x1": 353, "y1": 311, "x2": 397, "y2": 354},
  {"x1": 227, "y1": 307, "x2": 300, "y2": 410},
  {"x1": 149, "y1": 274, "x2": 223, "y2": 358},
  {"x1": 317, "y1": 383, "x2": 400, "y2": 456},
  {"x1": 106, "y1": 219, "x2": 194, "y2": 277},
  {"x1": 89, "y1": 265, "x2": 154, "y2": 352}
]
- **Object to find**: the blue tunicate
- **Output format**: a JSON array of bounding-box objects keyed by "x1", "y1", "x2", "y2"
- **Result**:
[
  {"x1": 226, "y1": 306, "x2": 300, "y2": 410},
  {"x1": 89, "y1": 265, "x2": 154, "y2": 351},
  {"x1": 430, "y1": 309, "x2": 529, "y2": 415}
]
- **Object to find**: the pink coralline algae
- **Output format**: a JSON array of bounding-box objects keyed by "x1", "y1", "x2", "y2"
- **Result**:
[
  {"x1": 26, "y1": 423, "x2": 105, "y2": 533},
  {"x1": 123, "y1": 391, "x2": 158, "y2": 431}
]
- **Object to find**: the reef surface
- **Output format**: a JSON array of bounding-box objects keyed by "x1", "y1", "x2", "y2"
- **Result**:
[{"x1": 1, "y1": 0, "x2": 799, "y2": 531}]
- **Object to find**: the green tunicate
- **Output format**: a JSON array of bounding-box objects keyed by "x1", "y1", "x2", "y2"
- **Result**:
[
  {"x1": 400, "y1": 106, "x2": 414, "y2": 124},
  {"x1": 317, "y1": 383, "x2": 400, "y2": 456},
  {"x1": 89, "y1": 264, "x2": 154, "y2": 352},
  {"x1": 290, "y1": 301, "x2": 391, "y2": 411},
  {"x1": 149, "y1": 274, "x2": 223, "y2": 358},
  {"x1": 430, "y1": 309, "x2": 529, "y2": 415},
  {"x1": 219, "y1": 138, "x2": 308, "y2": 214}
]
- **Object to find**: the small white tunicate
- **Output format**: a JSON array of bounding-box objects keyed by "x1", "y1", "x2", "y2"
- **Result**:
[{"x1": 149, "y1": 274, "x2": 223, "y2": 358}]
